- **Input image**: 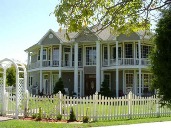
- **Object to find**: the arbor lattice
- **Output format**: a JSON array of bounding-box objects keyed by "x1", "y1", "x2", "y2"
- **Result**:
[{"x1": 0, "y1": 58, "x2": 27, "y2": 118}]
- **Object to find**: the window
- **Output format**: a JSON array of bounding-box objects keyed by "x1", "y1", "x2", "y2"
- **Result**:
[
  {"x1": 48, "y1": 48, "x2": 51, "y2": 60},
  {"x1": 64, "y1": 47, "x2": 70, "y2": 52},
  {"x1": 38, "y1": 50, "x2": 40, "y2": 60},
  {"x1": 142, "y1": 45, "x2": 152, "y2": 58},
  {"x1": 43, "y1": 48, "x2": 47, "y2": 60},
  {"x1": 86, "y1": 47, "x2": 96, "y2": 65},
  {"x1": 78, "y1": 47, "x2": 82, "y2": 62},
  {"x1": 137, "y1": 45, "x2": 152, "y2": 58},
  {"x1": 104, "y1": 73, "x2": 111, "y2": 89},
  {"x1": 125, "y1": 44, "x2": 133, "y2": 58},
  {"x1": 112, "y1": 47, "x2": 122, "y2": 59},
  {"x1": 126, "y1": 73, "x2": 133, "y2": 88},
  {"x1": 29, "y1": 76, "x2": 33, "y2": 86},
  {"x1": 137, "y1": 73, "x2": 152, "y2": 94},
  {"x1": 53, "y1": 48, "x2": 59, "y2": 61},
  {"x1": 103, "y1": 46, "x2": 108, "y2": 60}
]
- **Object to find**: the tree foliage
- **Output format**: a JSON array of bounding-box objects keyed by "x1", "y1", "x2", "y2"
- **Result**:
[
  {"x1": 54, "y1": 0, "x2": 170, "y2": 35},
  {"x1": 150, "y1": 6, "x2": 171, "y2": 106},
  {"x1": 6, "y1": 66, "x2": 16, "y2": 86},
  {"x1": 53, "y1": 77, "x2": 65, "y2": 94}
]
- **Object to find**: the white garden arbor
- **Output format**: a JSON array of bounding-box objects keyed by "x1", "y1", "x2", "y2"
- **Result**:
[{"x1": 0, "y1": 58, "x2": 27, "y2": 118}]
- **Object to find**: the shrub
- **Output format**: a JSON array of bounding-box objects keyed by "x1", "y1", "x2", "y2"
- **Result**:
[
  {"x1": 56, "y1": 113, "x2": 62, "y2": 120},
  {"x1": 69, "y1": 107, "x2": 76, "y2": 121},
  {"x1": 36, "y1": 107, "x2": 42, "y2": 121},
  {"x1": 32, "y1": 113, "x2": 37, "y2": 119},
  {"x1": 83, "y1": 116, "x2": 89, "y2": 123},
  {"x1": 53, "y1": 78, "x2": 65, "y2": 94},
  {"x1": 100, "y1": 79, "x2": 111, "y2": 97}
]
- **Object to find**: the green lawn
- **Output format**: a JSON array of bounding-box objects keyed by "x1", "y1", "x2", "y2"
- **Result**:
[{"x1": 0, "y1": 117, "x2": 171, "y2": 128}]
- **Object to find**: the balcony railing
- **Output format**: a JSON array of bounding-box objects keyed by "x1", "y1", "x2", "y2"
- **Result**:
[
  {"x1": 103, "y1": 58, "x2": 150, "y2": 66},
  {"x1": 28, "y1": 60, "x2": 83, "y2": 69}
]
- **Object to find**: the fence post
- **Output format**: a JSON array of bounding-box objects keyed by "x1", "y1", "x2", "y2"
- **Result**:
[
  {"x1": 58, "y1": 91, "x2": 62, "y2": 115},
  {"x1": 128, "y1": 91, "x2": 132, "y2": 119},
  {"x1": 94, "y1": 92, "x2": 98, "y2": 121},
  {"x1": 156, "y1": 95, "x2": 160, "y2": 117}
]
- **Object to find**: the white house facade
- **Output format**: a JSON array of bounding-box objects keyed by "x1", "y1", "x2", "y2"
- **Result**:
[{"x1": 25, "y1": 27, "x2": 153, "y2": 97}]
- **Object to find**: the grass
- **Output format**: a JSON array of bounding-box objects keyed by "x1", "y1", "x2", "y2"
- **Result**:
[{"x1": 0, "y1": 116, "x2": 171, "y2": 128}]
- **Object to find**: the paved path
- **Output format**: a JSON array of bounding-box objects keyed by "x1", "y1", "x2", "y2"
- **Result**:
[
  {"x1": 92, "y1": 121, "x2": 171, "y2": 128},
  {"x1": 0, "y1": 116, "x2": 13, "y2": 122}
]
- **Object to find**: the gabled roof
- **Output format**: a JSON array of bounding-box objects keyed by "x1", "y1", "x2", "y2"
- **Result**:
[{"x1": 25, "y1": 29, "x2": 63, "y2": 52}]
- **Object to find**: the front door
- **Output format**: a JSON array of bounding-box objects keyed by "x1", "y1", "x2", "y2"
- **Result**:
[
  {"x1": 125, "y1": 73, "x2": 133, "y2": 94},
  {"x1": 85, "y1": 74, "x2": 96, "y2": 96}
]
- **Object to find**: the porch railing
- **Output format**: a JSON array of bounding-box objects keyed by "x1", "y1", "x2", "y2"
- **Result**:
[{"x1": 108, "y1": 58, "x2": 150, "y2": 66}]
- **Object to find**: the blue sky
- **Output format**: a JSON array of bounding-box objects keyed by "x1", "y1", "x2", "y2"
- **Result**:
[{"x1": 0, "y1": 0, "x2": 59, "y2": 63}]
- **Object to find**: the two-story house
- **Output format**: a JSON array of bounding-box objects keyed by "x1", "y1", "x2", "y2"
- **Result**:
[{"x1": 25, "y1": 26, "x2": 153, "y2": 97}]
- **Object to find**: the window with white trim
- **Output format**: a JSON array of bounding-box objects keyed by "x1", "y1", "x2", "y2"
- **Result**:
[
  {"x1": 53, "y1": 48, "x2": 59, "y2": 61},
  {"x1": 126, "y1": 73, "x2": 133, "y2": 88},
  {"x1": 103, "y1": 46, "x2": 108, "y2": 60},
  {"x1": 125, "y1": 44, "x2": 133, "y2": 58},
  {"x1": 43, "y1": 48, "x2": 47, "y2": 60},
  {"x1": 86, "y1": 47, "x2": 96, "y2": 65},
  {"x1": 112, "y1": 47, "x2": 122, "y2": 59},
  {"x1": 137, "y1": 45, "x2": 152, "y2": 58},
  {"x1": 38, "y1": 50, "x2": 40, "y2": 60}
]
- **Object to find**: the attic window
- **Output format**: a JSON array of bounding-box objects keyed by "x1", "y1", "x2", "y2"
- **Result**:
[{"x1": 49, "y1": 34, "x2": 53, "y2": 39}]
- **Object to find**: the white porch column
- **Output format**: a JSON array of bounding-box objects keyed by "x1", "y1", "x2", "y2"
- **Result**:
[
  {"x1": 59, "y1": 44, "x2": 62, "y2": 67},
  {"x1": 116, "y1": 41, "x2": 119, "y2": 65},
  {"x1": 59, "y1": 44, "x2": 62, "y2": 78},
  {"x1": 70, "y1": 45, "x2": 73, "y2": 67},
  {"x1": 50, "y1": 71, "x2": 52, "y2": 94},
  {"x1": 59, "y1": 70, "x2": 62, "y2": 78},
  {"x1": 123, "y1": 42, "x2": 125, "y2": 64},
  {"x1": 116, "y1": 68, "x2": 119, "y2": 97},
  {"x1": 107, "y1": 43, "x2": 110, "y2": 66},
  {"x1": 138, "y1": 40, "x2": 141, "y2": 65},
  {"x1": 134, "y1": 70, "x2": 137, "y2": 94},
  {"x1": 96, "y1": 41, "x2": 101, "y2": 92},
  {"x1": 133, "y1": 42, "x2": 136, "y2": 65},
  {"x1": 74, "y1": 42, "x2": 78, "y2": 95},
  {"x1": 40, "y1": 70, "x2": 42, "y2": 92},
  {"x1": 50, "y1": 46, "x2": 53, "y2": 66},
  {"x1": 40, "y1": 45, "x2": 43, "y2": 93},
  {"x1": 80, "y1": 70, "x2": 83, "y2": 96},
  {"x1": 122, "y1": 70, "x2": 125, "y2": 94},
  {"x1": 138, "y1": 68, "x2": 142, "y2": 96},
  {"x1": 101, "y1": 70, "x2": 104, "y2": 83},
  {"x1": 27, "y1": 52, "x2": 30, "y2": 69},
  {"x1": 40, "y1": 45, "x2": 43, "y2": 68}
]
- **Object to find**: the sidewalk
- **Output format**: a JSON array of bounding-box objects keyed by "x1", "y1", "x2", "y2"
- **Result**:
[
  {"x1": 0, "y1": 116, "x2": 13, "y2": 122},
  {"x1": 92, "y1": 121, "x2": 171, "y2": 128}
]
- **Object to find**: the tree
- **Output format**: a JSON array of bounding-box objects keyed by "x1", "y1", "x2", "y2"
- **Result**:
[
  {"x1": 150, "y1": 6, "x2": 171, "y2": 106},
  {"x1": 54, "y1": 0, "x2": 170, "y2": 36},
  {"x1": 53, "y1": 77, "x2": 65, "y2": 94},
  {"x1": 100, "y1": 79, "x2": 111, "y2": 97},
  {"x1": 6, "y1": 66, "x2": 16, "y2": 86}
]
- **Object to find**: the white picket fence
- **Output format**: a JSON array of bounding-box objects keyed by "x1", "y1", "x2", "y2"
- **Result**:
[{"x1": 4, "y1": 91, "x2": 171, "y2": 121}]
